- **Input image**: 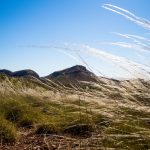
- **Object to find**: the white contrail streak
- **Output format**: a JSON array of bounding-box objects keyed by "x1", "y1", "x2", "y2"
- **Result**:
[
  {"x1": 102, "y1": 4, "x2": 150, "y2": 30},
  {"x1": 113, "y1": 33, "x2": 150, "y2": 44},
  {"x1": 24, "y1": 44, "x2": 150, "y2": 79},
  {"x1": 52, "y1": 44, "x2": 150, "y2": 78},
  {"x1": 101, "y1": 42, "x2": 150, "y2": 53},
  {"x1": 80, "y1": 45, "x2": 150, "y2": 78}
]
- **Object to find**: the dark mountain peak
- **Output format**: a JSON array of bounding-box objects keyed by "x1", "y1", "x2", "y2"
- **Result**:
[
  {"x1": 68, "y1": 65, "x2": 87, "y2": 72},
  {"x1": 47, "y1": 65, "x2": 94, "y2": 78},
  {"x1": 46, "y1": 65, "x2": 97, "y2": 83},
  {"x1": 0, "y1": 69, "x2": 12, "y2": 76},
  {"x1": 12, "y1": 69, "x2": 39, "y2": 78}
]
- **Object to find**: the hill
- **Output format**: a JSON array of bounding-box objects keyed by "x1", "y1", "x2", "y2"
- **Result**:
[
  {"x1": 46, "y1": 65, "x2": 98, "y2": 85},
  {"x1": 0, "y1": 69, "x2": 39, "y2": 78}
]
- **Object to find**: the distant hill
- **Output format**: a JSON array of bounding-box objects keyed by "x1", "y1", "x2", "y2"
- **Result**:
[
  {"x1": 0, "y1": 65, "x2": 150, "y2": 94},
  {"x1": 12, "y1": 70, "x2": 39, "y2": 78},
  {"x1": 0, "y1": 69, "x2": 12, "y2": 76},
  {"x1": 46, "y1": 65, "x2": 98, "y2": 84},
  {"x1": 0, "y1": 69, "x2": 39, "y2": 78}
]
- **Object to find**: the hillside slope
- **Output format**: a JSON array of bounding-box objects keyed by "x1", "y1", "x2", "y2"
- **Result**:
[{"x1": 0, "y1": 66, "x2": 150, "y2": 149}]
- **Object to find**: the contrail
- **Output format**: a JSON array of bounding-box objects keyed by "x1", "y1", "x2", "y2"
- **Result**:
[
  {"x1": 102, "y1": 4, "x2": 150, "y2": 30},
  {"x1": 113, "y1": 33, "x2": 150, "y2": 44},
  {"x1": 100, "y1": 42, "x2": 150, "y2": 53},
  {"x1": 111, "y1": 33, "x2": 150, "y2": 53},
  {"x1": 52, "y1": 44, "x2": 150, "y2": 79},
  {"x1": 23, "y1": 44, "x2": 150, "y2": 79},
  {"x1": 21, "y1": 4, "x2": 150, "y2": 79}
]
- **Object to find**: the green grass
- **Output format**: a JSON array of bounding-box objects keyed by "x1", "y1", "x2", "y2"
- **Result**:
[
  {"x1": 101, "y1": 135, "x2": 150, "y2": 150},
  {"x1": 0, "y1": 93, "x2": 150, "y2": 149},
  {"x1": 100, "y1": 107, "x2": 150, "y2": 149},
  {"x1": 35, "y1": 123, "x2": 58, "y2": 134},
  {"x1": 0, "y1": 95, "x2": 98, "y2": 143},
  {"x1": 0, "y1": 114, "x2": 18, "y2": 143},
  {"x1": 0, "y1": 97, "x2": 45, "y2": 128}
]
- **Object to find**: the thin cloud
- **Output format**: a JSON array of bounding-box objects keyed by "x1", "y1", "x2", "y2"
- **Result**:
[
  {"x1": 101, "y1": 4, "x2": 150, "y2": 73},
  {"x1": 112, "y1": 33, "x2": 150, "y2": 52},
  {"x1": 24, "y1": 44, "x2": 150, "y2": 78},
  {"x1": 51, "y1": 44, "x2": 150, "y2": 79},
  {"x1": 100, "y1": 42, "x2": 150, "y2": 67},
  {"x1": 102, "y1": 4, "x2": 150, "y2": 30},
  {"x1": 113, "y1": 33, "x2": 150, "y2": 44},
  {"x1": 101, "y1": 41, "x2": 150, "y2": 53},
  {"x1": 80, "y1": 44, "x2": 150, "y2": 78},
  {"x1": 23, "y1": 4, "x2": 150, "y2": 79}
]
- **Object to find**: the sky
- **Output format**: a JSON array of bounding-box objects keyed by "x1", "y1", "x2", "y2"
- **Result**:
[{"x1": 0, "y1": 0, "x2": 150, "y2": 78}]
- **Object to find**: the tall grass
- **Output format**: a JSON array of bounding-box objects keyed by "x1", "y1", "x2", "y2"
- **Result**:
[
  {"x1": 0, "y1": 72, "x2": 150, "y2": 149},
  {"x1": 0, "y1": 114, "x2": 17, "y2": 143},
  {"x1": 0, "y1": 94, "x2": 98, "y2": 143}
]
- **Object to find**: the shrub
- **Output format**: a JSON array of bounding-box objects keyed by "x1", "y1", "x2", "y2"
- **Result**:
[
  {"x1": 35, "y1": 123, "x2": 58, "y2": 135},
  {"x1": 0, "y1": 115, "x2": 17, "y2": 143},
  {"x1": 63, "y1": 123, "x2": 93, "y2": 137},
  {"x1": 0, "y1": 99, "x2": 44, "y2": 128}
]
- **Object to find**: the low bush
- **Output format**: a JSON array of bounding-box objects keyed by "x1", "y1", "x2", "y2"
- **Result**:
[
  {"x1": 0, "y1": 114, "x2": 17, "y2": 143},
  {"x1": 0, "y1": 98, "x2": 44, "y2": 128},
  {"x1": 35, "y1": 123, "x2": 58, "y2": 135}
]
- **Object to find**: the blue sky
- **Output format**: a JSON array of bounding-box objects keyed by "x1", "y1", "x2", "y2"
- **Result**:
[{"x1": 0, "y1": 0, "x2": 150, "y2": 78}]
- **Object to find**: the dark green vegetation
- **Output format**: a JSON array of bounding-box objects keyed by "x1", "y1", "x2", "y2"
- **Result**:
[
  {"x1": 0, "y1": 95, "x2": 97, "y2": 143},
  {"x1": 0, "y1": 95, "x2": 150, "y2": 149},
  {"x1": 0, "y1": 115, "x2": 17, "y2": 143},
  {"x1": 101, "y1": 107, "x2": 150, "y2": 149}
]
